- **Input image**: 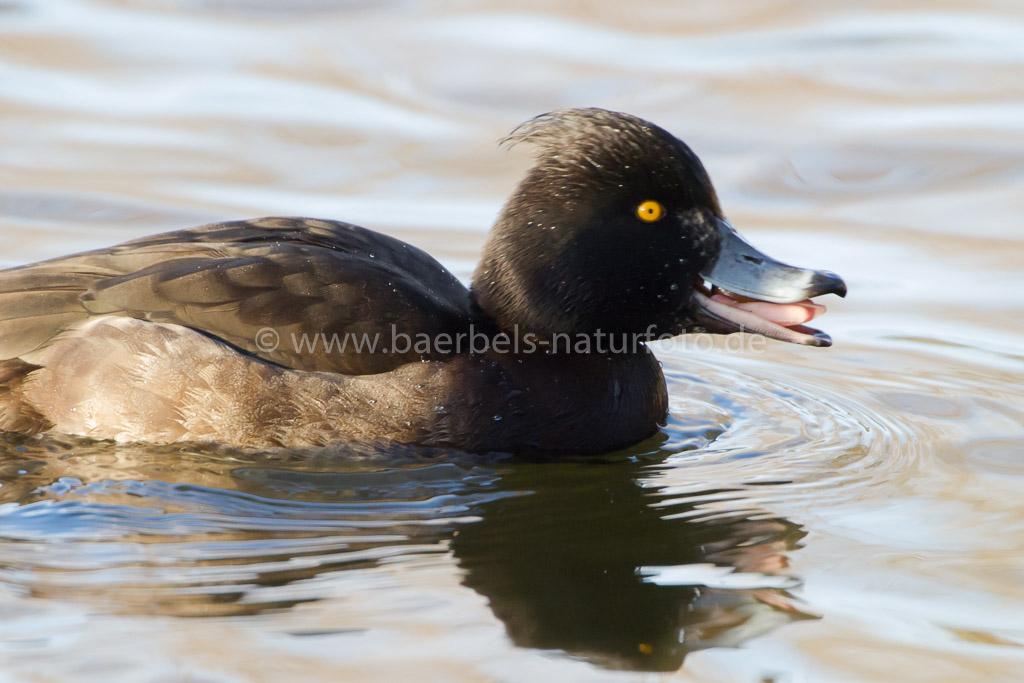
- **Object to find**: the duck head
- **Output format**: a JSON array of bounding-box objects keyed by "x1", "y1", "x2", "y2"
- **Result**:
[{"x1": 471, "y1": 108, "x2": 846, "y2": 347}]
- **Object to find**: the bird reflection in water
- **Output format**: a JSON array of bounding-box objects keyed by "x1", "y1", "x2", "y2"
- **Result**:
[{"x1": 0, "y1": 434, "x2": 814, "y2": 672}]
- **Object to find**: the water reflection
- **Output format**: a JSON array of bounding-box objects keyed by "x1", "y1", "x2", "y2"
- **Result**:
[
  {"x1": 0, "y1": 435, "x2": 810, "y2": 672},
  {"x1": 452, "y1": 460, "x2": 813, "y2": 671},
  {"x1": 0, "y1": 437, "x2": 489, "y2": 617}
]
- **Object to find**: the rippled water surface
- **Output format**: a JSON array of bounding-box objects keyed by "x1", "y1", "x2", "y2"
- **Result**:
[{"x1": 2, "y1": 0, "x2": 1024, "y2": 680}]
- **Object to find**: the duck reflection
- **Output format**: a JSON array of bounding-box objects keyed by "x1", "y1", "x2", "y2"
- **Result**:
[
  {"x1": 451, "y1": 458, "x2": 812, "y2": 671},
  {"x1": 0, "y1": 435, "x2": 812, "y2": 671}
]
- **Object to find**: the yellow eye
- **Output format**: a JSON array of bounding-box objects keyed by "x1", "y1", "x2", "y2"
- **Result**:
[{"x1": 636, "y1": 200, "x2": 664, "y2": 223}]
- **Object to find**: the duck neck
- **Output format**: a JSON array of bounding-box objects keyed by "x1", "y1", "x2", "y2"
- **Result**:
[{"x1": 467, "y1": 291, "x2": 654, "y2": 358}]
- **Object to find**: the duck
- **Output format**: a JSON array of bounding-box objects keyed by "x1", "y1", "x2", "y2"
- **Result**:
[{"x1": 0, "y1": 108, "x2": 846, "y2": 454}]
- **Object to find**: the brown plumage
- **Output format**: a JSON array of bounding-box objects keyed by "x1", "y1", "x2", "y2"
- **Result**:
[
  {"x1": 0, "y1": 217, "x2": 472, "y2": 374},
  {"x1": 0, "y1": 108, "x2": 843, "y2": 454}
]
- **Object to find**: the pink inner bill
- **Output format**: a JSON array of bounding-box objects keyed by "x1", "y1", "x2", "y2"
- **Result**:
[{"x1": 710, "y1": 293, "x2": 825, "y2": 327}]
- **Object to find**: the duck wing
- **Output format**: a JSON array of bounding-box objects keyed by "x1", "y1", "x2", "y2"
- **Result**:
[{"x1": 0, "y1": 217, "x2": 473, "y2": 375}]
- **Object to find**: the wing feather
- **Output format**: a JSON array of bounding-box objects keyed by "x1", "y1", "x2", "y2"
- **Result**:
[{"x1": 0, "y1": 218, "x2": 473, "y2": 374}]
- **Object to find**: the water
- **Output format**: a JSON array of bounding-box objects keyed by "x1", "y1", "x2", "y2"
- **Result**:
[{"x1": 2, "y1": 0, "x2": 1024, "y2": 680}]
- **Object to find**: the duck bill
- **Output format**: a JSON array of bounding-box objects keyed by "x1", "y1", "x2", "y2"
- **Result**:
[{"x1": 693, "y1": 218, "x2": 847, "y2": 347}]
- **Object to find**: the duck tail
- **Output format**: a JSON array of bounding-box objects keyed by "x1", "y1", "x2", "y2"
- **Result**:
[{"x1": 0, "y1": 359, "x2": 51, "y2": 434}]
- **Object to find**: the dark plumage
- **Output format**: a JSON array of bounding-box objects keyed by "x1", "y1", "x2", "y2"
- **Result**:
[
  {"x1": 0, "y1": 108, "x2": 845, "y2": 454},
  {"x1": 474, "y1": 109, "x2": 722, "y2": 337}
]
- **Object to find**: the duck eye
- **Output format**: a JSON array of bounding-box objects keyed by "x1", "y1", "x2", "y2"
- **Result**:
[{"x1": 636, "y1": 200, "x2": 664, "y2": 223}]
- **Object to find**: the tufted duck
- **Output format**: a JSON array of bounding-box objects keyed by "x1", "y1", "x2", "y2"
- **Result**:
[{"x1": 0, "y1": 109, "x2": 845, "y2": 453}]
